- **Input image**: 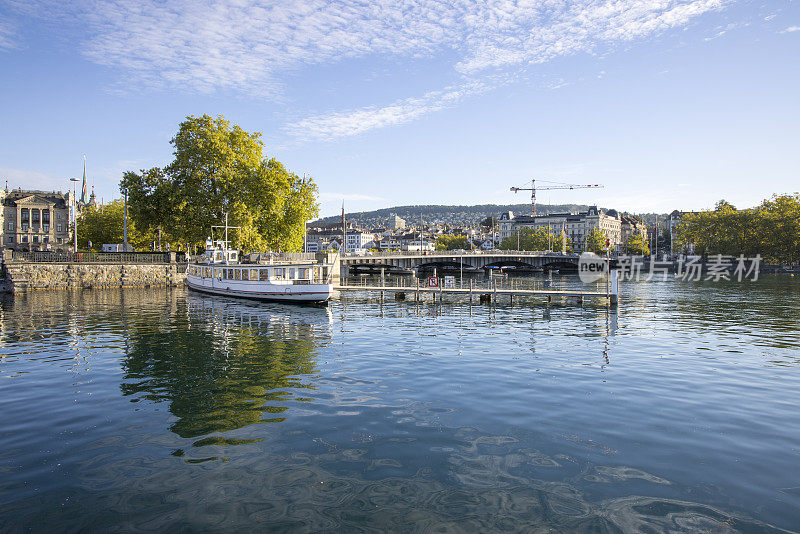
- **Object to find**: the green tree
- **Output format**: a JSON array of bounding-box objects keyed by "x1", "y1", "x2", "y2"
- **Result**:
[
  {"x1": 676, "y1": 194, "x2": 800, "y2": 263},
  {"x1": 121, "y1": 115, "x2": 319, "y2": 252},
  {"x1": 624, "y1": 233, "x2": 650, "y2": 255},
  {"x1": 584, "y1": 227, "x2": 607, "y2": 254},
  {"x1": 435, "y1": 235, "x2": 469, "y2": 251},
  {"x1": 77, "y1": 201, "x2": 151, "y2": 251}
]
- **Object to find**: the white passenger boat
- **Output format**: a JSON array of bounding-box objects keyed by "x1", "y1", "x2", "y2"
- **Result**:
[{"x1": 186, "y1": 234, "x2": 335, "y2": 304}]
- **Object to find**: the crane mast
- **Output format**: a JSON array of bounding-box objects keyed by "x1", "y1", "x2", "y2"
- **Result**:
[{"x1": 510, "y1": 179, "x2": 602, "y2": 216}]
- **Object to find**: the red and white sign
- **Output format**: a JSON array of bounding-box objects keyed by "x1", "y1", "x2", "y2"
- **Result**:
[{"x1": 427, "y1": 276, "x2": 439, "y2": 288}]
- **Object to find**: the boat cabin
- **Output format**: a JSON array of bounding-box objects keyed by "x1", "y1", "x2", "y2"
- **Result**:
[{"x1": 187, "y1": 264, "x2": 325, "y2": 284}]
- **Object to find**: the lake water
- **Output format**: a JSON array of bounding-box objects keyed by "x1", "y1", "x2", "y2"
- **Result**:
[{"x1": 1, "y1": 276, "x2": 799, "y2": 532}]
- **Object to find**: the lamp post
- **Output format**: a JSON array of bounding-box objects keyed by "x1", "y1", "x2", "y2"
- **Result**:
[{"x1": 70, "y1": 177, "x2": 79, "y2": 253}]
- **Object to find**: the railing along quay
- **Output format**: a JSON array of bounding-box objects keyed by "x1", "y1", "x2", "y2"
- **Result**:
[{"x1": 10, "y1": 251, "x2": 182, "y2": 264}]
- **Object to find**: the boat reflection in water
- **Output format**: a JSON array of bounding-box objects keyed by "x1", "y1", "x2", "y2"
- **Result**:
[{"x1": 120, "y1": 293, "x2": 332, "y2": 448}]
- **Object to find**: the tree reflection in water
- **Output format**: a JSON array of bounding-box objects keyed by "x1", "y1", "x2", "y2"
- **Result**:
[{"x1": 120, "y1": 294, "x2": 331, "y2": 444}]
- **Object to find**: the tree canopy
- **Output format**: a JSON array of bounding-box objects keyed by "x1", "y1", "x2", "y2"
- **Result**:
[
  {"x1": 676, "y1": 194, "x2": 800, "y2": 263},
  {"x1": 498, "y1": 227, "x2": 571, "y2": 252},
  {"x1": 121, "y1": 115, "x2": 319, "y2": 252},
  {"x1": 583, "y1": 227, "x2": 607, "y2": 254},
  {"x1": 624, "y1": 233, "x2": 650, "y2": 255},
  {"x1": 435, "y1": 235, "x2": 470, "y2": 251},
  {"x1": 77, "y1": 201, "x2": 149, "y2": 251}
]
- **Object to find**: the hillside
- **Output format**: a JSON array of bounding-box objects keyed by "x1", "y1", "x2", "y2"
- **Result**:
[{"x1": 314, "y1": 203, "x2": 592, "y2": 229}]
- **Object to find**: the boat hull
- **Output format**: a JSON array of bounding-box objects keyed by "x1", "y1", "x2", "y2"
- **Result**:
[{"x1": 185, "y1": 275, "x2": 333, "y2": 303}]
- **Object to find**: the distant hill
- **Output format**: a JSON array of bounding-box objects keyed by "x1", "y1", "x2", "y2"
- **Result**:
[
  {"x1": 313, "y1": 203, "x2": 672, "y2": 229},
  {"x1": 313, "y1": 203, "x2": 593, "y2": 229}
]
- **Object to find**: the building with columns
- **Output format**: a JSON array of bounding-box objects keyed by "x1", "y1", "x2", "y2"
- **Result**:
[{"x1": 1, "y1": 187, "x2": 73, "y2": 252}]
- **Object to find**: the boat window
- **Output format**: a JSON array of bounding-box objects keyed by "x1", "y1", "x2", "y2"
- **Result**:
[
  {"x1": 274, "y1": 268, "x2": 284, "y2": 280},
  {"x1": 259, "y1": 269, "x2": 269, "y2": 281},
  {"x1": 299, "y1": 268, "x2": 308, "y2": 279},
  {"x1": 249, "y1": 269, "x2": 258, "y2": 281},
  {"x1": 235, "y1": 269, "x2": 242, "y2": 281},
  {"x1": 289, "y1": 268, "x2": 296, "y2": 279},
  {"x1": 214, "y1": 268, "x2": 221, "y2": 279}
]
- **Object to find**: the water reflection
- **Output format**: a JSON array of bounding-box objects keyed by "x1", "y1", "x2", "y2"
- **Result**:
[{"x1": 120, "y1": 294, "x2": 332, "y2": 444}]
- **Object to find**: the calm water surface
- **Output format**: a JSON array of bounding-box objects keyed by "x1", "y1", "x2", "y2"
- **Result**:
[{"x1": 1, "y1": 276, "x2": 799, "y2": 532}]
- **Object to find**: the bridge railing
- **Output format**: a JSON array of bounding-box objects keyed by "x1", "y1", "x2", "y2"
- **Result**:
[{"x1": 342, "y1": 250, "x2": 580, "y2": 259}]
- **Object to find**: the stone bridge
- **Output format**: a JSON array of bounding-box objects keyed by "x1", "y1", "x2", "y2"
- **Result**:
[{"x1": 340, "y1": 252, "x2": 579, "y2": 275}]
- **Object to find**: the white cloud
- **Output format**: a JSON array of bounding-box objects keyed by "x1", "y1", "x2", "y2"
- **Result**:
[
  {"x1": 0, "y1": 19, "x2": 17, "y2": 50},
  {"x1": 9, "y1": 0, "x2": 729, "y2": 94},
  {"x1": 286, "y1": 79, "x2": 498, "y2": 141},
  {"x1": 6, "y1": 0, "x2": 731, "y2": 135},
  {"x1": 781, "y1": 26, "x2": 800, "y2": 33}
]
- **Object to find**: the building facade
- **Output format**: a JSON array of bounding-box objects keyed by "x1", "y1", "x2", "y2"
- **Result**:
[
  {"x1": 498, "y1": 206, "x2": 623, "y2": 252},
  {"x1": 388, "y1": 214, "x2": 406, "y2": 230},
  {"x1": 1, "y1": 188, "x2": 72, "y2": 252}
]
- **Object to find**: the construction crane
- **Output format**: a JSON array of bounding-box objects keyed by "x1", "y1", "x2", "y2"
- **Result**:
[{"x1": 510, "y1": 179, "x2": 603, "y2": 216}]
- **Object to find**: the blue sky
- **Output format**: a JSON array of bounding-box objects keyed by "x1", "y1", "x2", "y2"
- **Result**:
[{"x1": 0, "y1": 0, "x2": 798, "y2": 218}]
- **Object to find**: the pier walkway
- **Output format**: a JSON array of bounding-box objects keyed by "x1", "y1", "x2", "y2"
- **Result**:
[{"x1": 335, "y1": 276, "x2": 618, "y2": 306}]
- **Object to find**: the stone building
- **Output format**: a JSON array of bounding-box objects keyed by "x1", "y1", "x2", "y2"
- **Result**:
[
  {"x1": 620, "y1": 214, "x2": 648, "y2": 249},
  {"x1": 1, "y1": 187, "x2": 72, "y2": 252},
  {"x1": 498, "y1": 206, "x2": 623, "y2": 252},
  {"x1": 388, "y1": 214, "x2": 406, "y2": 230}
]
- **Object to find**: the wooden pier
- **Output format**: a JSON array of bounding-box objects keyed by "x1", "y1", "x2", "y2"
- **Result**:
[{"x1": 334, "y1": 275, "x2": 618, "y2": 306}]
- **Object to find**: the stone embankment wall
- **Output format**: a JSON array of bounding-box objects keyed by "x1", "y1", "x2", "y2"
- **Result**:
[{"x1": 1, "y1": 262, "x2": 185, "y2": 293}]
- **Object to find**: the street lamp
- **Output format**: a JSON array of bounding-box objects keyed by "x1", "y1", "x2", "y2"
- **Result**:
[{"x1": 70, "y1": 177, "x2": 79, "y2": 253}]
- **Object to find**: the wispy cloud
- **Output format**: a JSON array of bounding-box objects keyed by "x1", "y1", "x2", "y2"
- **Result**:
[
  {"x1": 286, "y1": 79, "x2": 499, "y2": 141},
  {"x1": 0, "y1": 19, "x2": 17, "y2": 50},
  {"x1": 6, "y1": 0, "x2": 732, "y2": 136},
  {"x1": 781, "y1": 26, "x2": 800, "y2": 33}
]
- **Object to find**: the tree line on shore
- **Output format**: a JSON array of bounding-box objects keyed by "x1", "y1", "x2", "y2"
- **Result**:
[
  {"x1": 78, "y1": 115, "x2": 318, "y2": 253},
  {"x1": 676, "y1": 195, "x2": 800, "y2": 263}
]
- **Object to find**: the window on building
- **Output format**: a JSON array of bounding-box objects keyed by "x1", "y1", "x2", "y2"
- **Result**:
[
  {"x1": 22, "y1": 223, "x2": 28, "y2": 231},
  {"x1": 33, "y1": 236, "x2": 39, "y2": 243},
  {"x1": 22, "y1": 236, "x2": 28, "y2": 243},
  {"x1": 32, "y1": 211, "x2": 40, "y2": 224},
  {"x1": 57, "y1": 238, "x2": 62, "y2": 244},
  {"x1": 57, "y1": 213, "x2": 63, "y2": 220},
  {"x1": 6, "y1": 236, "x2": 13, "y2": 244},
  {"x1": 7, "y1": 222, "x2": 13, "y2": 231},
  {"x1": 57, "y1": 223, "x2": 63, "y2": 232},
  {"x1": 43, "y1": 237, "x2": 49, "y2": 243},
  {"x1": 21, "y1": 210, "x2": 29, "y2": 223}
]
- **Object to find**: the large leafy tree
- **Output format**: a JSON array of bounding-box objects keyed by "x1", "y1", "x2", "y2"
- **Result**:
[
  {"x1": 676, "y1": 194, "x2": 800, "y2": 263},
  {"x1": 121, "y1": 115, "x2": 319, "y2": 252}
]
